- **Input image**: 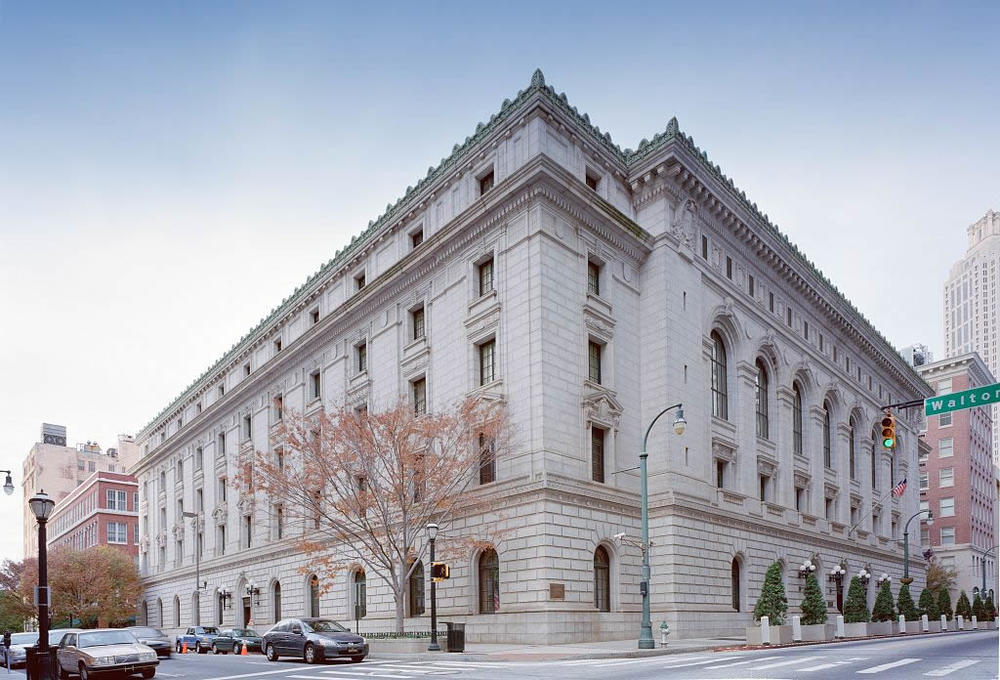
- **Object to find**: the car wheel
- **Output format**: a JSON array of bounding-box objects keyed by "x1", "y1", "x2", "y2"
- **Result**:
[
  {"x1": 197, "y1": 643, "x2": 208, "y2": 655},
  {"x1": 141, "y1": 670, "x2": 155, "y2": 679},
  {"x1": 78, "y1": 663, "x2": 89, "y2": 680},
  {"x1": 58, "y1": 664, "x2": 71, "y2": 680},
  {"x1": 303, "y1": 643, "x2": 316, "y2": 664},
  {"x1": 350, "y1": 656, "x2": 364, "y2": 663},
  {"x1": 264, "y1": 644, "x2": 278, "y2": 662},
  {"x1": 175, "y1": 642, "x2": 181, "y2": 654}
]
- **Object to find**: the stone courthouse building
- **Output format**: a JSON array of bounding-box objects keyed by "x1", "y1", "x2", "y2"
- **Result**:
[{"x1": 133, "y1": 71, "x2": 931, "y2": 642}]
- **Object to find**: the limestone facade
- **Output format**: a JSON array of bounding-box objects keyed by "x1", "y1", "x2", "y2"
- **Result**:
[{"x1": 132, "y1": 71, "x2": 931, "y2": 642}]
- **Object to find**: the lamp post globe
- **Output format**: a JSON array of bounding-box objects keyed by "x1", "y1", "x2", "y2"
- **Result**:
[{"x1": 2, "y1": 471, "x2": 13, "y2": 496}]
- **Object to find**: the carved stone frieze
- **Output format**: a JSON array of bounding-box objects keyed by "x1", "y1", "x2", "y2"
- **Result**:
[
  {"x1": 212, "y1": 504, "x2": 228, "y2": 526},
  {"x1": 582, "y1": 388, "x2": 623, "y2": 431},
  {"x1": 712, "y1": 440, "x2": 735, "y2": 462}
]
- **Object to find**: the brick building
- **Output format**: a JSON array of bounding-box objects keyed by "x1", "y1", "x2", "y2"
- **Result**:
[
  {"x1": 47, "y1": 470, "x2": 140, "y2": 560},
  {"x1": 917, "y1": 353, "x2": 996, "y2": 601}
]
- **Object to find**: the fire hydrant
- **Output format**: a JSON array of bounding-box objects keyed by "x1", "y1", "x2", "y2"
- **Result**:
[{"x1": 659, "y1": 621, "x2": 670, "y2": 646}]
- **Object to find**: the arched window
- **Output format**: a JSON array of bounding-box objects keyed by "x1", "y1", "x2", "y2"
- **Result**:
[
  {"x1": 870, "y1": 425, "x2": 878, "y2": 489},
  {"x1": 353, "y1": 570, "x2": 367, "y2": 619},
  {"x1": 594, "y1": 547, "x2": 611, "y2": 612},
  {"x1": 157, "y1": 598, "x2": 164, "y2": 628},
  {"x1": 731, "y1": 558, "x2": 741, "y2": 611},
  {"x1": 710, "y1": 332, "x2": 728, "y2": 420},
  {"x1": 792, "y1": 383, "x2": 803, "y2": 455},
  {"x1": 174, "y1": 595, "x2": 181, "y2": 628},
  {"x1": 273, "y1": 582, "x2": 281, "y2": 623},
  {"x1": 309, "y1": 575, "x2": 321, "y2": 618},
  {"x1": 822, "y1": 401, "x2": 832, "y2": 468},
  {"x1": 409, "y1": 562, "x2": 425, "y2": 617},
  {"x1": 755, "y1": 359, "x2": 769, "y2": 439},
  {"x1": 848, "y1": 418, "x2": 857, "y2": 480},
  {"x1": 478, "y1": 549, "x2": 500, "y2": 614}
]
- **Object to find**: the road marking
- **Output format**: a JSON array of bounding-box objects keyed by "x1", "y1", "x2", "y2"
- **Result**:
[
  {"x1": 925, "y1": 660, "x2": 981, "y2": 676},
  {"x1": 202, "y1": 668, "x2": 328, "y2": 680},
  {"x1": 752, "y1": 656, "x2": 823, "y2": 669},
  {"x1": 292, "y1": 673, "x2": 412, "y2": 679},
  {"x1": 704, "y1": 655, "x2": 781, "y2": 669},
  {"x1": 655, "y1": 658, "x2": 725, "y2": 669},
  {"x1": 857, "y1": 658, "x2": 921, "y2": 674},
  {"x1": 798, "y1": 658, "x2": 869, "y2": 672}
]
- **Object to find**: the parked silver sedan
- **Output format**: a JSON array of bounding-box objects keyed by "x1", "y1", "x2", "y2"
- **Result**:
[
  {"x1": 55, "y1": 630, "x2": 158, "y2": 680},
  {"x1": 2, "y1": 632, "x2": 39, "y2": 667}
]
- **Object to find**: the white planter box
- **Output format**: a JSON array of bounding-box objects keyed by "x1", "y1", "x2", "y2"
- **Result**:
[
  {"x1": 843, "y1": 622, "x2": 869, "y2": 637},
  {"x1": 799, "y1": 623, "x2": 832, "y2": 641},
  {"x1": 746, "y1": 624, "x2": 794, "y2": 645},
  {"x1": 926, "y1": 620, "x2": 941, "y2": 633},
  {"x1": 868, "y1": 621, "x2": 893, "y2": 636}
]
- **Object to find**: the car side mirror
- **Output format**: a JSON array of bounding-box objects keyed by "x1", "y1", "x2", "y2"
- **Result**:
[{"x1": 290, "y1": 627, "x2": 302, "y2": 635}]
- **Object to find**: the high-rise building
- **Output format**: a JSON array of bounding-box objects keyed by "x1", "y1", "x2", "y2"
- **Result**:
[
  {"x1": 132, "y1": 71, "x2": 929, "y2": 640},
  {"x1": 21, "y1": 424, "x2": 140, "y2": 558},
  {"x1": 943, "y1": 210, "x2": 1000, "y2": 462},
  {"x1": 916, "y1": 353, "x2": 996, "y2": 601}
]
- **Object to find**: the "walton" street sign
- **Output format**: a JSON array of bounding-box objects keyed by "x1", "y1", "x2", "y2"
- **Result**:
[{"x1": 924, "y1": 383, "x2": 1000, "y2": 417}]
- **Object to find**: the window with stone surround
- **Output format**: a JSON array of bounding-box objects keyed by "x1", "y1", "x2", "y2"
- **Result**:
[
  {"x1": 585, "y1": 168, "x2": 601, "y2": 192},
  {"x1": 702, "y1": 235, "x2": 709, "y2": 260},
  {"x1": 310, "y1": 370, "x2": 322, "y2": 402},
  {"x1": 477, "y1": 256, "x2": 494, "y2": 297},
  {"x1": 710, "y1": 332, "x2": 728, "y2": 420},
  {"x1": 478, "y1": 168, "x2": 495, "y2": 196},
  {"x1": 411, "y1": 305, "x2": 425, "y2": 341},
  {"x1": 939, "y1": 467, "x2": 954, "y2": 487},
  {"x1": 591, "y1": 426, "x2": 606, "y2": 483},
  {"x1": 758, "y1": 474, "x2": 771, "y2": 502},
  {"x1": 410, "y1": 225, "x2": 424, "y2": 249},
  {"x1": 477, "y1": 549, "x2": 500, "y2": 614},
  {"x1": 726, "y1": 256, "x2": 733, "y2": 279},
  {"x1": 940, "y1": 497, "x2": 955, "y2": 517},
  {"x1": 939, "y1": 437, "x2": 954, "y2": 457},
  {"x1": 731, "y1": 557, "x2": 742, "y2": 611},
  {"x1": 715, "y1": 459, "x2": 727, "y2": 489},
  {"x1": 587, "y1": 258, "x2": 601, "y2": 296},
  {"x1": 594, "y1": 547, "x2": 610, "y2": 612},
  {"x1": 408, "y1": 561, "x2": 425, "y2": 617},
  {"x1": 479, "y1": 434, "x2": 496, "y2": 485},
  {"x1": 792, "y1": 383, "x2": 804, "y2": 455},
  {"x1": 354, "y1": 271, "x2": 366, "y2": 291},
  {"x1": 822, "y1": 400, "x2": 833, "y2": 468},
  {"x1": 795, "y1": 487, "x2": 805, "y2": 511},
  {"x1": 478, "y1": 339, "x2": 496, "y2": 385},
  {"x1": 848, "y1": 417, "x2": 857, "y2": 480},
  {"x1": 588, "y1": 340, "x2": 603, "y2": 384},
  {"x1": 356, "y1": 342, "x2": 368, "y2": 374},
  {"x1": 755, "y1": 359, "x2": 769, "y2": 439},
  {"x1": 940, "y1": 526, "x2": 955, "y2": 545},
  {"x1": 412, "y1": 377, "x2": 426, "y2": 415},
  {"x1": 871, "y1": 426, "x2": 879, "y2": 489}
]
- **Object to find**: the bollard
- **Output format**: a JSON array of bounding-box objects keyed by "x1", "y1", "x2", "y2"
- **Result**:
[
  {"x1": 836, "y1": 615, "x2": 845, "y2": 638},
  {"x1": 957, "y1": 615, "x2": 965, "y2": 630},
  {"x1": 760, "y1": 615, "x2": 771, "y2": 646},
  {"x1": 972, "y1": 616, "x2": 978, "y2": 630},
  {"x1": 921, "y1": 614, "x2": 929, "y2": 632},
  {"x1": 791, "y1": 615, "x2": 802, "y2": 642},
  {"x1": 898, "y1": 614, "x2": 906, "y2": 634},
  {"x1": 659, "y1": 622, "x2": 670, "y2": 647},
  {"x1": 940, "y1": 614, "x2": 948, "y2": 631}
]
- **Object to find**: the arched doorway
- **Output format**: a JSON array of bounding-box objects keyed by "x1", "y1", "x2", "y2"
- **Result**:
[
  {"x1": 731, "y1": 558, "x2": 741, "y2": 611},
  {"x1": 478, "y1": 549, "x2": 499, "y2": 614},
  {"x1": 594, "y1": 546, "x2": 610, "y2": 612},
  {"x1": 352, "y1": 570, "x2": 367, "y2": 621},
  {"x1": 308, "y1": 575, "x2": 320, "y2": 618},
  {"x1": 272, "y1": 581, "x2": 282, "y2": 622}
]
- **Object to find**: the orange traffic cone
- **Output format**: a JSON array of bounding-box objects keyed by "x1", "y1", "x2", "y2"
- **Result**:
[
  {"x1": 241, "y1": 641, "x2": 248, "y2": 656},
  {"x1": 181, "y1": 642, "x2": 187, "y2": 654}
]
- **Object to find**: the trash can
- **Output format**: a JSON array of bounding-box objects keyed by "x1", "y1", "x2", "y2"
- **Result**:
[
  {"x1": 443, "y1": 622, "x2": 465, "y2": 653},
  {"x1": 25, "y1": 646, "x2": 56, "y2": 680}
]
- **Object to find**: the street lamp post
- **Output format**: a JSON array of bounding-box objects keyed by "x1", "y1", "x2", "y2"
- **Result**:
[
  {"x1": 638, "y1": 404, "x2": 686, "y2": 650},
  {"x1": 0, "y1": 471, "x2": 14, "y2": 495},
  {"x1": 902, "y1": 509, "x2": 932, "y2": 581},
  {"x1": 28, "y1": 490, "x2": 56, "y2": 680},
  {"x1": 982, "y1": 545, "x2": 998, "y2": 595},
  {"x1": 426, "y1": 523, "x2": 440, "y2": 652}
]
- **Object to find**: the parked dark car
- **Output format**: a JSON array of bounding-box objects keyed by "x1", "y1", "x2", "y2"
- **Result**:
[
  {"x1": 211, "y1": 629, "x2": 262, "y2": 654},
  {"x1": 126, "y1": 628, "x2": 172, "y2": 658},
  {"x1": 175, "y1": 627, "x2": 219, "y2": 654},
  {"x1": 262, "y1": 618, "x2": 367, "y2": 664}
]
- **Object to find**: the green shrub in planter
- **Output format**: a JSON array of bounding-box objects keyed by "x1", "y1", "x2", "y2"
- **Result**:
[
  {"x1": 872, "y1": 580, "x2": 896, "y2": 622},
  {"x1": 897, "y1": 583, "x2": 919, "y2": 621},
  {"x1": 800, "y1": 572, "x2": 827, "y2": 625},
  {"x1": 985, "y1": 593, "x2": 996, "y2": 622},
  {"x1": 918, "y1": 587, "x2": 938, "y2": 620},
  {"x1": 753, "y1": 562, "x2": 789, "y2": 625},
  {"x1": 972, "y1": 592, "x2": 985, "y2": 620},
  {"x1": 938, "y1": 588, "x2": 953, "y2": 620},
  {"x1": 956, "y1": 591, "x2": 972, "y2": 619},
  {"x1": 843, "y1": 576, "x2": 870, "y2": 623}
]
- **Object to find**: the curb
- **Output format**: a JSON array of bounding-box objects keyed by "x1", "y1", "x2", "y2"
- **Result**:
[
  {"x1": 369, "y1": 642, "x2": 726, "y2": 663},
  {"x1": 719, "y1": 627, "x2": 997, "y2": 652}
]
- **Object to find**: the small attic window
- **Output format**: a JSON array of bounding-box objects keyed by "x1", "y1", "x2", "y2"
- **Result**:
[
  {"x1": 410, "y1": 225, "x2": 424, "y2": 249},
  {"x1": 243, "y1": 362, "x2": 251, "y2": 378},
  {"x1": 478, "y1": 168, "x2": 495, "y2": 196},
  {"x1": 274, "y1": 337, "x2": 282, "y2": 353},
  {"x1": 585, "y1": 168, "x2": 600, "y2": 191},
  {"x1": 355, "y1": 271, "x2": 366, "y2": 291},
  {"x1": 310, "y1": 308, "x2": 320, "y2": 326}
]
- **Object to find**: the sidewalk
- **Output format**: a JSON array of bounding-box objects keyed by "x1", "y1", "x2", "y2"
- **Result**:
[{"x1": 369, "y1": 636, "x2": 740, "y2": 662}]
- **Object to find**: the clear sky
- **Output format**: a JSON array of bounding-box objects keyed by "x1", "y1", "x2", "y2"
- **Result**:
[{"x1": 1, "y1": 1, "x2": 997, "y2": 562}]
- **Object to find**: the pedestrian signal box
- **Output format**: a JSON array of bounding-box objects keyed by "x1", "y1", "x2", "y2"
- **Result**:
[{"x1": 430, "y1": 562, "x2": 450, "y2": 581}]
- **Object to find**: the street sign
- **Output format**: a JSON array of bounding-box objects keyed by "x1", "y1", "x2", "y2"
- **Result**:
[
  {"x1": 925, "y1": 383, "x2": 1000, "y2": 416},
  {"x1": 32, "y1": 586, "x2": 50, "y2": 607}
]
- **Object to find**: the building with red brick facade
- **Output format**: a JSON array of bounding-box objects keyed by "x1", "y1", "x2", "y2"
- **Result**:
[
  {"x1": 47, "y1": 471, "x2": 139, "y2": 559},
  {"x1": 917, "y1": 352, "x2": 996, "y2": 601}
]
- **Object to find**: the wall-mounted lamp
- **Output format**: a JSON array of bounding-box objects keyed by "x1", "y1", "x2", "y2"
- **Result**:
[
  {"x1": 219, "y1": 587, "x2": 233, "y2": 609},
  {"x1": 798, "y1": 560, "x2": 817, "y2": 579}
]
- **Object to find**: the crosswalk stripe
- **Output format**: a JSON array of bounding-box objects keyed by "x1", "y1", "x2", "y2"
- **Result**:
[
  {"x1": 858, "y1": 658, "x2": 921, "y2": 674},
  {"x1": 704, "y1": 655, "x2": 782, "y2": 669},
  {"x1": 925, "y1": 659, "x2": 981, "y2": 676},
  {"x1": 292, "y1": 672, "x2": 411, "y2": 679},
  {"x1": 655, "y1": 658, "x2": 725, "y2": 669},
  {"x1": 753, "y1": 655, "x2": 823, "y2": 669}
]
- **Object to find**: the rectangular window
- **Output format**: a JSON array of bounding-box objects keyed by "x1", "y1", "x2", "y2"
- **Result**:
[
  {"x1": 107, "y1": 489, "x2": 127, "y2": 511},
  {"x1": 591, "y1": 427, "x2": 605, "y2": 483},
  {"x1": 768, "y1": 292, "x2": 774, "y2": 313},
  {"x1": 759, "y1": 475, "x2": 770, "y2": 502},
  {"x1": 585, "y1": 168, "x2": 600, "y2": 191},
  {"x1": 218, "y1": 384, "x2": 225, "y2": 398},
  {"x1": 218, "y1": 525, "x2": 226, "y2": 556},
  {"x1": 479, "y1": 435, "x2": 496, "y2": 485},
  {"x1": 411, "y1": 306, "x2": 425, "y2": 341},
  {"x1": 273, "y1": 337, "x2": 282, "y2": 353},
  {"x1": 937, "y1": 379, "x2": 953, "y2": 395},
  {"x1": 819, "y1": 334, "x2": 824, "y2": 352},
  {"x1": 795, "y1": 487, "x2": 805, "y2": 512},
  {"x1": 275, "y1": 505, "x2": 284, "y2": 540},
  {"x1": 243, "y1": 415, "x2": 252, "y2": 441},
  {"x1": 88, "y1": 461, "x2": 96, "y2": 472},
  {"x1": 219, "y1": 477, "x2": 227, "y2": 502},
  {"x1": 412, "y1": 378, "x2": 426, "y2": 415},
  {"x1": 939, "y1": 467, "x2": 954, "y2": 487},
  {"x1": 940, "y1": 497, "x2": 955, "y2": 517},
  {"x1": 273, "y1": 395, "x2": 283, "y2": 422},
  {"x1": 939, "y1": 437, "x2": 954, "y2": 458},
  {"x1": 919, "y1": 471, "x2": 928, "y2": 489},
  {"x1": 410, "y1": 228, "x2": 424, "y2": 249},
  {"x1": 243, "y1": 362, "x2": 251, "y2": 378},
  {"x1": 786, "y1": 307, "x2": 793, "y2": 327},
  {"x1": 588, "y1": 341, "x2": 602, "y2": 384},
  {"x1": 196, "y1": 488, "x2": 204, "y2": 512},
  {"x1": 356, "y1": 343, "x2": 368, "y2": 373},
  {"x1": 920, "y1": 526, "x2": 929, "y2": 544},
  {"x1": 478, "y1": 257, "x2": 494, "y2": 296},
  {"x1": 940, "y1": 526, "x2": 955, "y2": 545},
  {"x1": 748, "y1": 275, "x2": 754, "y2": 297},
  {"x1": 701, "y1": 235, "x2": 708, "y2": 260},
  {"x1": 355, "y1": 272, "x2": 366, "y2": 290},
  {"x1": 715, "y1": 460, "x2": 726, "y2": 489},
  {"x1": 587, "y1": 260, "x2": 601, "y2": 296},
  {"x1": 310, "y1": 371, "x2": 322, "y2": 401},
  {"x1": 726, "y1": 256, "x2": 733, "y2": 279},
  {"x1": 920, "y1": 499, "x2": 929, "y2": 513},
  {"x1": 310, "y1": 308, "x2": 320, "y2": 326},
  {"x1": 825, "y1": 497, "x2": 835, "y2": 520},
  {"x1": 218, "y1": 432, "x2": 226, "y2": 455},
  {"x1": 478, "y1": 169, "x2": 495, "y2": 195},
  {"x1": 195, "y1": 446, "x2": 203, "y2": 470},
  {"x1": 939, "y1": 412, "x2": 952, "y2": 427},
  {"x1": 478, "y1": 339, "x2": 496, "y2": 386},
  {"x1": 243, "y1": 515, "x2": 252, "y2": 549},
  {"x1": 803, "y1": 321, "x2": 809, "y2": 340},
  {"x1": 107, "y1": 522, "x2": 128, "y2": 544}
]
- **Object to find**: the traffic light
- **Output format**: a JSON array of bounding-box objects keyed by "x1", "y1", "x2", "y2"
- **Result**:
[
  {"x1": 430, "y1": 562, "x2": 450, "y2": 582},
  {"x1": 881, "y1": 412, "x2": 896, "y2": 449}
]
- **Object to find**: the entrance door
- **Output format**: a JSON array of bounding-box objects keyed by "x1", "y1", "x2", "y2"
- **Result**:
[{"x1": 242, "y1": 596, "x2": 251, "y2": 627}]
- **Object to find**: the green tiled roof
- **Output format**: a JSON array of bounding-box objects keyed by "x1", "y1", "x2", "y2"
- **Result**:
[{"x1": 140, "y1": 69, "x2": 924, "y2": 436}]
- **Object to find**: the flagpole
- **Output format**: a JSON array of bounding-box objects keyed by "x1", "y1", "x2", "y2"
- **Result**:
[{"x1": 847, "y1": 479, "x2": 904, "y2": 538}]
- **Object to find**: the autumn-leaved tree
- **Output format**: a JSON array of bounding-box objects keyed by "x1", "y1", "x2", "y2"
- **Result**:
[
  {"x1": 248, "y1": 397, "x2": 509, "y2": 633},
  {"x1": 18, "y1": 547, "x2": 142, "y2": 627},
  {"x1": 926, "y1": 558, "x2": 957, "y2": 597}
]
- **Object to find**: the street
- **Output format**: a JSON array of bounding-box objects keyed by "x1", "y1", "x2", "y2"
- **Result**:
[{"x1": 4, "y1": 631, "x2": 996, "y2": 680}]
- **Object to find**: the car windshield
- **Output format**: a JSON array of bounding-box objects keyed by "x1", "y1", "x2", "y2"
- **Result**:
[
  {"x1": 197, "y1": 628, "x2": 219, "y2": 635},
  {"x1": 78, "y1": 631, "x2": 137, "y2": 648},
  {"x1": 233, "y1": 629, "x2": 259, "y2": 637},
  {"x1": 11, "y1": 633, "x2": 38, "y2": 645},
  {"x1": 129, "y1": 628, "x2": 164, "y2": 638},
  {"x1": 303, "y1": 620, "x2": 347, "y2": 633}
]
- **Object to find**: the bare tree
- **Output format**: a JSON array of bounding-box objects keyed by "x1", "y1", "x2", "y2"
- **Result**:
[{"x1": 245, "y1": 396, "x2": 508, "y2": 633}]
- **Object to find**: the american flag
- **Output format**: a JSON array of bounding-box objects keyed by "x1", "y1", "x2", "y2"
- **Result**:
[{"x1": 891, "y1": 477, "x2": 907, "y2": 497}]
